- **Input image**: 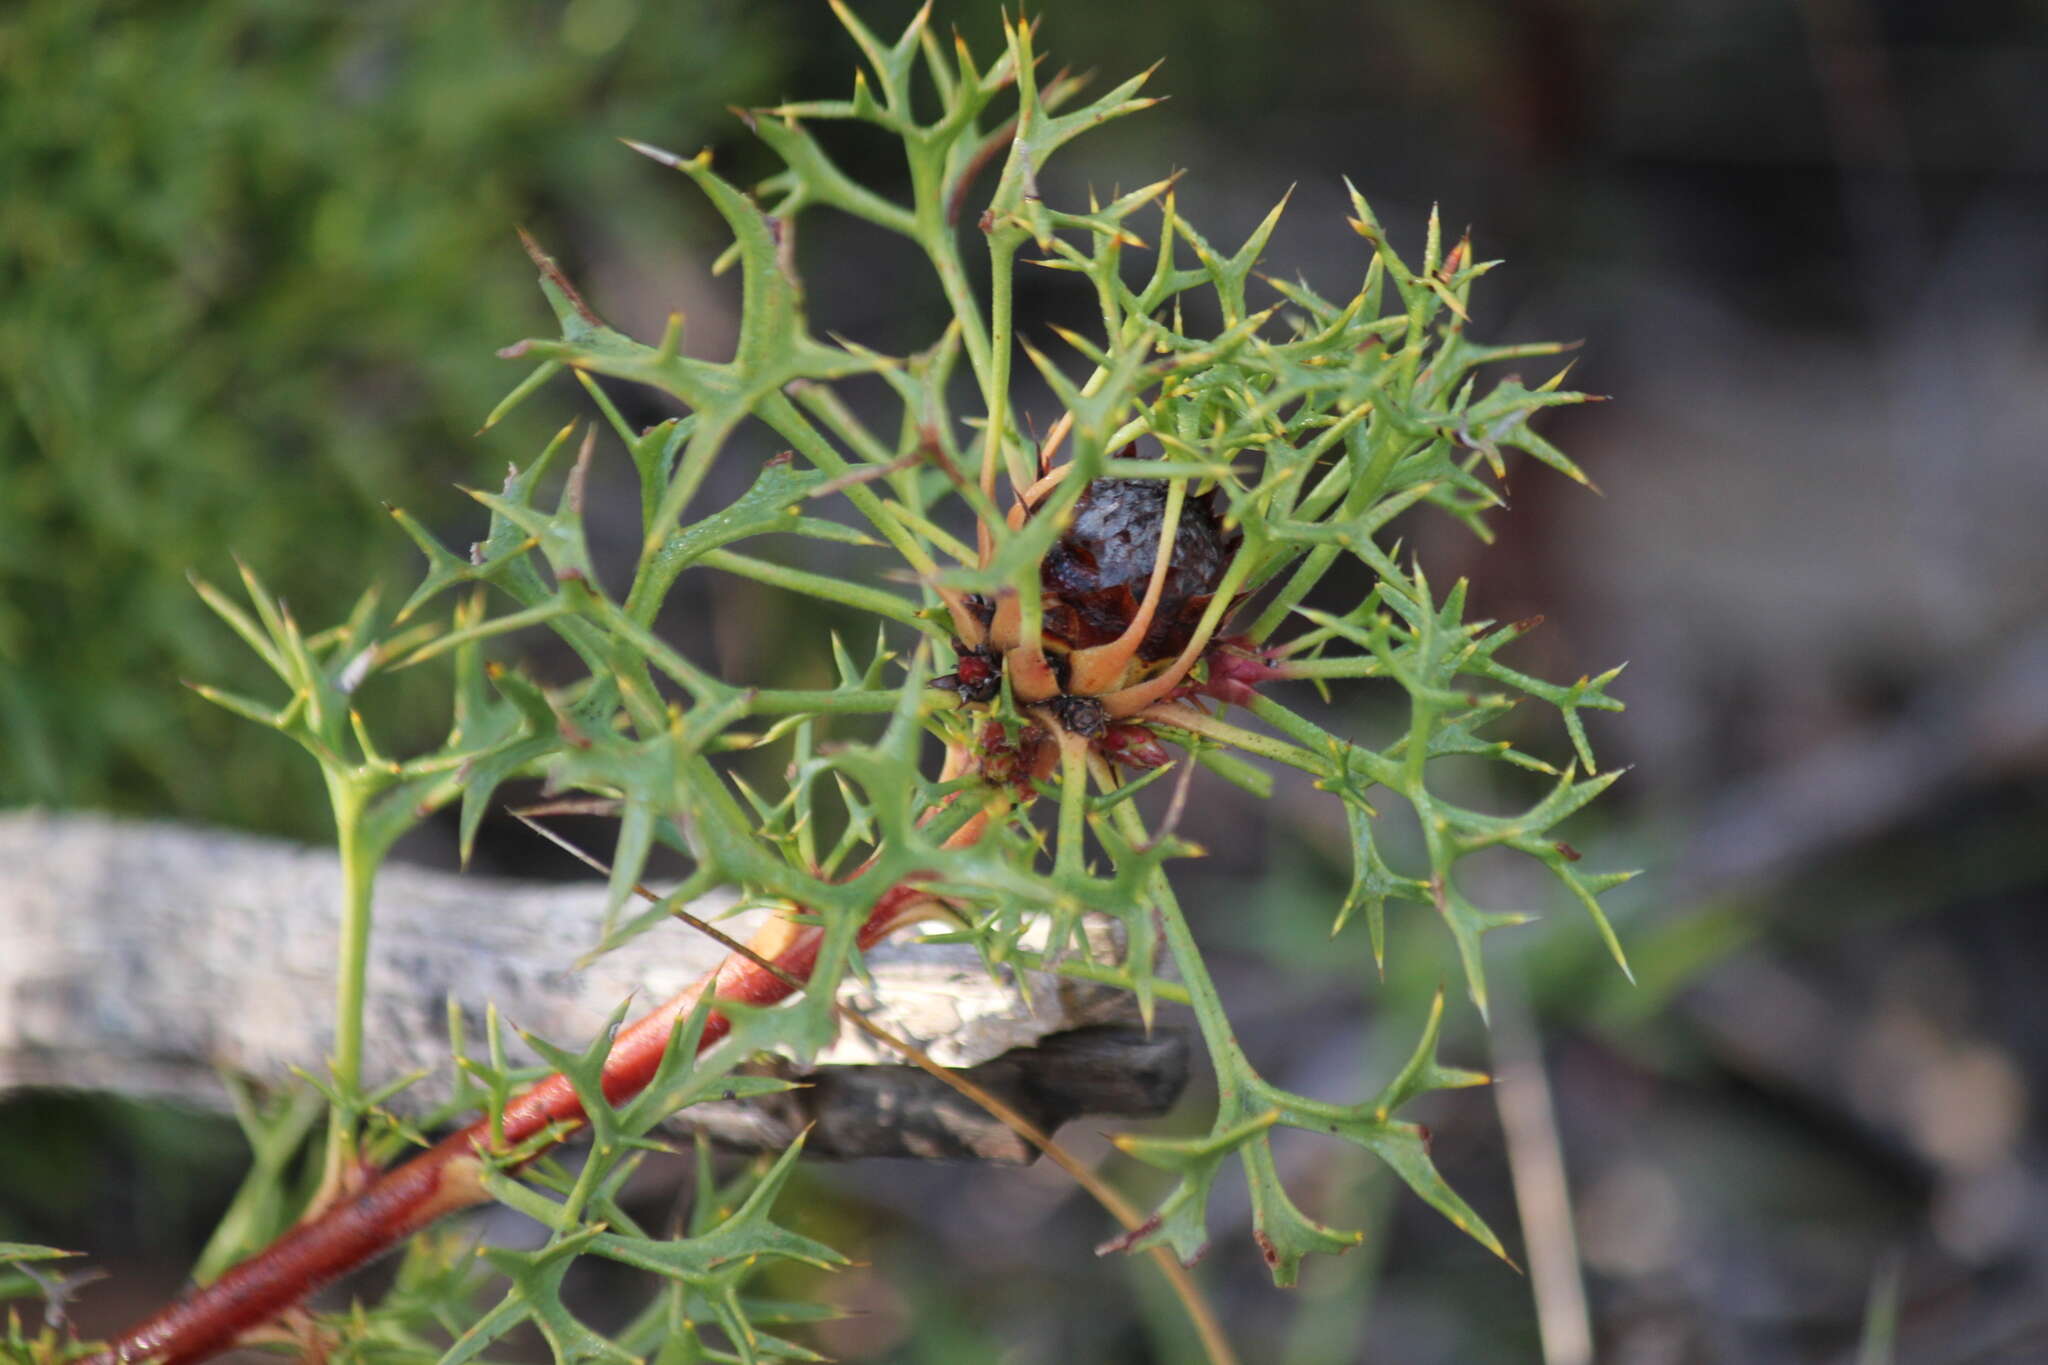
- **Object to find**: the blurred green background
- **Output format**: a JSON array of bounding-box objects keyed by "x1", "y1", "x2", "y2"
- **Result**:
[
  {"x1": 0, "y1": 0, "x2": 791, "y2": 834},
  {"x1": 6, "y1": 2, "x2": 2048, "y2": 1362}
]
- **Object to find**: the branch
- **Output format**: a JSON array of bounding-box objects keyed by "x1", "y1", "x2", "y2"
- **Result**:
[
  {"x1": 0, "y1": 810, "x2": 1149, "y2": 1138},
  {"x1": 7, "y1": 808, "x2": 1199, "y2": 1365}
]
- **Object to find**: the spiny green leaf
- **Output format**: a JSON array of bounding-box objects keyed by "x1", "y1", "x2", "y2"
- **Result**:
[
  {"x1": 1242, "y1": 1136, "x2": 1364, "y2": 1285},
  {"x1": 1107, "y1": 1111, "x2": 1280, "y2": 1266}
]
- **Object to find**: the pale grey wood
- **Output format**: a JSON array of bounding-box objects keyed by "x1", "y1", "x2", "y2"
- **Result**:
[{"x1": 0, "y1": 810, "x2": 1150, "y2": 1157}]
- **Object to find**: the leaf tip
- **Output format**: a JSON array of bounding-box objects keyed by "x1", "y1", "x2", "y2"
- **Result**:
[{"x1": 619, "y1": 136, "x2": 685, "y2": 168}]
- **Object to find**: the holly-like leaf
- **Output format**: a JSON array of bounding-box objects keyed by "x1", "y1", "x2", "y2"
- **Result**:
[{"x1": 1106, "y1": 1111, "x2": 1280, "y2": 1266}]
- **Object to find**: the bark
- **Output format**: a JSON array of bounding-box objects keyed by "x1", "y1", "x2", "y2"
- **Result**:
[
  {"x1": 0, "y1": 810, "x2": 1166, "y2": 1158},
  {"x1": 5, "y1": 811, "x2": 1183, "y2": 1365}
]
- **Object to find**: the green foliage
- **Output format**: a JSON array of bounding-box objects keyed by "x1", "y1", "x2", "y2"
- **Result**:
[
  {"x1": 0, "y1": 0, "x2": 785, "y2": 835},
  {"x1": 100, "y1": 6, "x2": 1632, "y2": 1359},
  {"x1": 441, "y1": 1000, "x2": 844, "y2": 1365},
  {"x1": 1, "y1": 1244, "x2": 95, "y2": 1364}
]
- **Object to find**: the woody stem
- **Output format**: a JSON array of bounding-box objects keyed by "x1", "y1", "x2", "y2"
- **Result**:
[{"x1": 85, "y1": 881, "x2": 936, "y2": 1365}]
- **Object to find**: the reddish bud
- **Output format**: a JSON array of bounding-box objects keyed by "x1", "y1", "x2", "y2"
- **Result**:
[
  {"x1": 974, "y1": 720, "x2": 1018, "y2": 787},
  {"x1": 1018, "y1": 726, "x2": 1057, "y2": 785},
  {"x1": 934, "y1": 646, "x2": 1002, "y2": 705},
  {"x1": 1100, "y1": 723, "x2": 1171, "y2": 769},
  {"x1": 956, "y1": 650, "x2": 999, "y2": 694},
  {"x1": 1201, "y1": 642, "x2": 1286, "y2": 706},
  {"x1": 980, "y1": 747, "x2": 1018, "y2": 787}
]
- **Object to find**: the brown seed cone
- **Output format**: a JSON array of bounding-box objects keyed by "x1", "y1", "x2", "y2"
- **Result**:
[{"x1": 1037, "y1": 476, "x2": 1241, "y2": 662}]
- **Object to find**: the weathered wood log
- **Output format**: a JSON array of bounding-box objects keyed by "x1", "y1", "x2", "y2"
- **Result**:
[
  {"x1": 0, "y1": 810, "x2": 1184, "y2": 1161},
  {"x1": 758, "y1": 1024, "x2": 1189, "y2": 1162}
]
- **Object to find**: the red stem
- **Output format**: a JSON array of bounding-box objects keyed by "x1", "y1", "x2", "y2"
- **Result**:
[{"x1": 89, "y1": 884, "x2": 930, "y2": 1365}]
